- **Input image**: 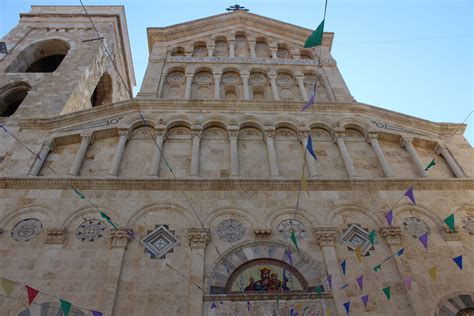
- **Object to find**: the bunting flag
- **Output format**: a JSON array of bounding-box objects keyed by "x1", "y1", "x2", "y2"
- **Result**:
[
  {"x1": 355, "y1": 246, "x2": 362, "y2": 262},
  {"x1": 327, "y1": 274, "x2": 332, "y2": 290},
  {"x1": 382, "y1": 286, "x2": 391, "y2": 300},
  {"x1": 315, "y1": 285, "x2": 323, "y2": 297},
  {"x1": 418, "y1": 233, "x2": 429, "y2": 250},
  {"x1": 290, "y1": 230, "x2": 299, "y2": 250},
  {"x1": 1, "y1": 278, "x2": 17, "y2": 296},
  {"x1": 361, "y1": 294, "x2": 369, "y2": 309},
  {"x1": 304, "y1": 20, "x2": 325, "y2": 48},
  {"x1": 325, "y1": 307, "x2": 331, "y2": 316},
  {"x1": 385, "y1": 210, "x2": 393, "y2": 226},
  {"x1": 60, "y1": 299, "x2": 72, "y2": 316},
  {"x1": 368, "y1": 230, "x2": 376, "y2": 246},
  {"x1": 425, "y1": 159, "x2": 436, "y2": 171},
  {"x1": 444, "y1": 214, "x2": 455, "y2": 232},
  {"x1": 373, "y1": 264, "x2": 382, "y2": 272},
  {"x1": 356, "y1": 275, "x2": 363, "y2": 291},
  {"x1": 25, "y1": 286, "x2": 39, "y2": 305},
  {"x1": 92, "y1": 311, "x2": 103, "y2": 316},
  {"x1": 301, "y1": 93, "x2": 315, "y2": 112},
  {"x1": 73, "y1": 188, "x2": 85, "y2": 199},
  {"x1": 99, "y1": 212, "x2": 118, "y2": 229},
  {"x1": 306, "y1": 135, "x2": 318, "y2": 160},
  {"x1": 210, "y1": 302, "x2": 217, "y2": 309},
  {"x1": 428, "y1": 266, "x2": 437, "y2": 281},
  {"x1": 301, "y1": 174, "x2": 309, "y2": 196},
  {"x1": 404, "y1": 276, "x2": 412, "y2": 290},
  {"x1": 397, "y1": 248, "x2": 405, "y2": 256},
  {"x1": 453, "y1": 255, "x2": 463, "y2": 270},
  {"x1": 341, "y1": 259, "x2": 347, "y2": 275},
  {"x1": 343, "y1": 301, "x2": 350, "y2": 315},
  {"x1": 287, "y1": 248, "x2": 293, "y2": 265},
  {"x1": 404, "y1": 186, "x2": 416, "y2": 205}
]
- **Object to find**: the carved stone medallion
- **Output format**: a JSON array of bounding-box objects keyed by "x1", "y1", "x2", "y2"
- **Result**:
[
  {"x1": 11, "y1": 218, "x2": 42, "y2": 242},
  {"x1": 216, "y1": 219, "x2": 246, "y2": 242},
  {"x1": 402, "y1": 217, "x2": 431, "y2": 238},
  {"x1": 278, "y1": 219, "x2": 306, "y2": 241},
  {"x1": 76, "y1": 219, "x2": 107, "y2": 242}
]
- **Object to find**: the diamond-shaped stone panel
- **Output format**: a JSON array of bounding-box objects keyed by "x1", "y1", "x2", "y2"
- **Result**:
[
  {"x1": 341, "y1": 224, "x2": 372, "y2": 255},
  {"x1": 142, "y1": 225, "x2": 180, "y2": 259}
]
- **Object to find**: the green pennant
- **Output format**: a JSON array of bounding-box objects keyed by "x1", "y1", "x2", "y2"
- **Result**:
[
  {"x1": 443, "y1": 214, "x2": 455, "y2": 232},
  {"x1": 60, "y1": 299, "x2": 72, "y2": 316},
  {"x1": 315, "y1": 285, "x2": 322, "y2": 298},
  {"x1": 73, "y1": 188, "x2": 85, "y2": 200},
  {"x1": 304, "y1": 20, "x2": 325, "y2": 48},
  {"x1": 290, "y1": 230, "x2": 299, "y2": 250},
  {"x1": 373, "y1": 264, "x2": 382, "y2": 272},
  {"x1": 99, "y1": 211, "x2": 118, "y2": 229},
  {"x1": 382, "y1": 286, "x2": 391, "y2": 300},
  {"x1": 424, "y1": 159, "x2": 436, "y2": 171},
  {"x1": 368, "y1": 230, "x2": 376, "y2": 246}
]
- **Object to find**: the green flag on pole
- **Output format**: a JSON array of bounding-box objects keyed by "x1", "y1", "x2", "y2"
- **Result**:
[
  {"x1": 304, "y1": 20, "x2": 325, "y2": 48},
  {"x1": 425, "y1": 159, "x2": 436, "y2": 171}
]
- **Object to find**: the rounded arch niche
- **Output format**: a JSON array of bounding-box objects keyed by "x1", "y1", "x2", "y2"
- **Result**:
[{"x1": 206, "y1": 240, "x2": 326, "y2": 295}]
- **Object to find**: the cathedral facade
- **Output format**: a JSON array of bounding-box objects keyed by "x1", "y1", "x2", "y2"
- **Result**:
[{"x1": 0, "y1": 6, "x2": 473, "y2": 316}]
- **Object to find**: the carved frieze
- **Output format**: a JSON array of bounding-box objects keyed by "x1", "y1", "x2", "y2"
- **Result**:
[{"x1": 45, "y1": 228, "x2": 66, "y2": 245}]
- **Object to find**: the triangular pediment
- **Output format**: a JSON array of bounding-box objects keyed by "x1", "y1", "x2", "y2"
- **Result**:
[{"x1": 147, "y1": 11, "x2": 333, "y2": 52}]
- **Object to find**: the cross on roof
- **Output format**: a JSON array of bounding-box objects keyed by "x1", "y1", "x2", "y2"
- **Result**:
[{"x1": 226, "y1": 4, "x2": 249, "y2": 12}]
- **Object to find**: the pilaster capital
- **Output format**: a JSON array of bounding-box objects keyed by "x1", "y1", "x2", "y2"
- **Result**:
[
  {"x1": 80, "y1": 133, "x2": 94, "y2": 144},
  {"x1": 45, "y1": 228, "x2": 66, "y2": 245},
  {"x1": 187, "y1": 228, "x2": 210, "y2": 249},
  {"x1": 400, "y1": 137, "x2": 413, "y2": 148},
  {"x1": 264, "y1": 127, "x2": 276, "y2": 140},
  {"x1": 191, "y1": 126, "x2": 203, "y2": 138},
  {"x1": 154, "y1": 128, "x2": 167, "y2": 138},
  {"x1": 110, "y1": 229, "x2": 130, "y2": 248},
  {"x1": 240, "y1": 71, "x2": 250, "y2": 80},
  {"x1": 185, "y1": 72, "x2": 194, "y2": 80},
  {"x1": 379, "y1": 226, "x2": 402, "y2": 245},
  {"x1": 118, "y1": 129, "x2": 130, "y2": 140},
  {"x1": 268, "y1": 71, "x2": 278, "y2": 80},
  {"x1": 227, "y1": 125, "x2": 240, "y2": 139},
  {"x1": 213, "y1": 72, "x2": 222, "y2": 78},
  {"x1": 43, "y1": 139, "x2": 55, "y2": 151},
  {"x1": 332, "y1": 132, "x2": 345, "y2": 143},
  {"x1": 295, "y1": 74, "x2": 305, "y2": 82},
  {"x1": 366, "y1": 132, "x2": 379, "y2": 143},
  {"x1": 298, "y1": 129, "x2": 310, "y2": 142},
  {"x1": 434, "y1": 143, "x2": 446, "y2": 155},
  {"x1": 313, "y1": 227, "x2": 338, "y2": 246}
]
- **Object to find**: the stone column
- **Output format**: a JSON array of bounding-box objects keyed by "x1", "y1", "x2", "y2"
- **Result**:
[
  {"x1": 213, "y1": 72, "x2": 222, "y2": 100},
  {"x1": 68, "y1": 134, "x2": 93, "y2": 176},
  {"x1": 322, "y1": 76, "x2": 336, "y2": 102},
  {"x1": 241, "y1": 72, "x2": 250, "y2": 100},
  {"x1": 268, "y1": 72, "x2": 280, "y2": 101},
  {"x1": 248, "y1": 40, "x2": 256, "y2": 59},
  {"x1": 333, "y1": 132, "x2": 357, "y2": 178},
  {"x1": 366, "y1": 133, "x2": 394, "y2": 178},
  {"x1": 270, "y1": 47, "x2": 278, "y2": 59},
  {"x1": 296, "y1": 75, "x2": 309, "y2": 101},
  {"x1": 264, "y1": 129, "x2": 280, "y2": 177},
  {"x1": 109, "y1": 130, "x2": 129, "y2": 177},
  {"x1": 228, "y1": 126, "x2": 240, "y2": 177},
  {"x1": 187, "y1": 228, "x2": 210, "y2": 315},
  {"x1": 28, "y1": 140, "x2": 54, "y2": 176},
  {"x1": 299, "y1": 131, "x2": 318, "y2": 177},
  {"x1": 109, "y1": 229, "x2": 130, "y2": 316},
  {"x1": 190, "y1": 127, "x2": 202, "y2": 177},
  {"x1": 229, "y1": 40, "x2": 235, "y2": 58},
  {"x1": 149, "y1": 128, "x2": 166, "y2": 176},
  {"x1": 435, "y1": 144, "x2": 465, "y2": 178},
  {"x1": 400, "y1": 138, "x2": 428, "y2": 178},
  {"x1": 379, "y1": 227, "x2": 419, "y2": 315},
  {"x1": 313, "y1": 227, "x2": 347, "y2": 316},
  {"x1": 184, "y1": 73, "x2": 194, "y2": 99},
  {"x1": 207, "y1": 45, "x2": 215, "y2": 57}
]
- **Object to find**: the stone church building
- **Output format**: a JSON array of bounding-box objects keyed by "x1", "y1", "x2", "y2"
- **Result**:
[{"x1": 0, "y1": 5, "x2": 473, "y2": 316}]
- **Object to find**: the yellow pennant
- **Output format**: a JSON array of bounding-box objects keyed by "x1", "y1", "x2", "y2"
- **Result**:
[
  {"x1": 1, "y1": 277, "x2": 17, "y2": 296},
  {"x1": 427, "y1": 266, "x2": 437, "y2": 281},
  {"x1": 355, "y1": 246, "x2": 362, "y2": 262},
  {"x1": 325, "y1": 307, "x2": 331, "y2": 316},
  {"x1": 301, "y1": 174, "x2": 309, "y2": 195}
]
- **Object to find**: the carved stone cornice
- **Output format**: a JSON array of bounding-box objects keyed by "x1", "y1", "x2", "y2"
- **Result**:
[
  {"x1": 187, "y1": 228, "x2": 210, "y2": 249},
  {"x1": 379, "y1": 226, "x2": 402, "y2": 245},
  {"x1": 313, "y1": 227, "x2": 338, "y2": 246},
  {"x1": 1, "y1": 177, "x2": 473, "y2": 191},
  {"x1": 110, "y1": 229, "x2": 130, "y2": 249},
  {"x1": 45, "y1": 228, "x2": 65, "y2": 244},
  {"x1": 254, "y1": 229, "x2": 272, "y2": 238}
]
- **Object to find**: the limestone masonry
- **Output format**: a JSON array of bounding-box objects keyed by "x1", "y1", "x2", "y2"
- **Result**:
[{"x1": 0, "y1": 5, "x2": 473, "y2": 316}]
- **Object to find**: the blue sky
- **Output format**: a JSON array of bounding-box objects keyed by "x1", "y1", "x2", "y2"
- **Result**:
[{"x1": 1, "y1": 0, "x2": 473, "y2": 143}]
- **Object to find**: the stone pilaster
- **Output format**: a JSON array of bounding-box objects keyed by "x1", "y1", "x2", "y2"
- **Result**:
[
  {"x1": 109, "y1": 130, "x2": 129, "y2": 176},
  {"x1": 299, "y1": 131, "x2": 318, "y2": 178},
  {"x1": 68, "y1": 134, "x2": 93, "y2": 176},
  {"x1": 296, "y1": 75, "x2": 309, "y2": 101},
  {"x1": 187, "y1": 228, "x2": 210, "y2": 315},
  {"x1": 149, "y1": 128, "x2": 166, "y2": 176},
  {"x1": 366, "y1": 133, "x2": 394, "y2": 178},
  {"x1": 435, "y1": 144, "x2": 465, "y2": 178},
  {"x1": 241, "y1": 72, "x2": 250, "y2": 100},
  {"x1": 333, "y1": 132, "x2": 357, "y2": 178},
  {"x1": 28, "y1": 139, "x2": 54, "y2": 176},
  {"x1": 213, "y1": 72, "x2": 222, "y2": 99},
  {"x1": 190, "y1": 127, "x2": 203, "y2": 177},
  {"x1": 184, "y1": 73, "x2": 194, "y2": 99},
  {"x1": 228, "y1": 126, "x2": 240, "y2": 177},
  {"x1": 264, "y1": 128, "x2": 280, "y2": 177},
  {"x1": 400, "y1": 138, "x2": 428, "y2": 178},
  {"x1": 248, "y1": 40, "x2": 256, "y2": 59},
  {"x1": 268, "y1": 71, "x2": 280, "y2": 101}
]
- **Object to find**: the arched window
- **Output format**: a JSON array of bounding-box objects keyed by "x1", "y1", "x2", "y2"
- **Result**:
[
  {"x1": 6, "y1": 39, "x2": 70, "y2": 73},
  {"x1": 170, "y1": 47, "x2": 185, "y2": 57},
  {"x1": 91, "y1": 73, "x2": 112, "y2": 107},
  {"x1": 0, "y1": 82, "x2": 30, "y2": 117}
]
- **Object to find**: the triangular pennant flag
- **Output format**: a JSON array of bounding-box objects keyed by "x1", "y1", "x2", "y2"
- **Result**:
[
  {"x1": 99, "y1": 211, "x2": 118, "y2": 229},
  {"x1": 306, "y1": 135, "x2": 318, "y2": 160},
  {"x1": 356, "y1": 275, "x2": 363, "y2": 290},
  {"x1": 368, "y1": 230, "x2": 376, "y2": 246},
  {"x1": 418, "y1": 233, "x2": 429, "y2": 250},
  {"x1": 290, "y1": 230, "x2": 299, "y2": 250},
  {"x1": 304, "y1": 20, "x2": 325, "y2": 48},
  {"x1": 385, "y1": 210, "x2": 393, "y2": 226},
  {"x1": 453, "y1": 255, "x2": 463, "y2": 270},
  {"x1": 1, "y1": 278, "x2": 17, "y2": 296},
  {"x1": 341, "y1": 259, "x2": 347, "y2": 275},
  {"x1": 325, "y1": 307, "x2": 331, "y2": 316},
  {"x1": 403, "y1": 276, "x2": 412, "y2": 290},
  {"x1": 327, "y1": 274, "x2": 332, "y2": 290},
  {"x1": 343, "y1": 301, "x2": 350, "y2": 315},
  {"x1": 355, "y1": 246, "x2": 362, "y2": 262},
  {"x1": 373, "y1": 264, "x2": 382, "y2": 272},
  {"x1": 210, "y1": 302, "x2": 217, "y2": 309},
  {"x1": 361, "y1": 294, "x2": 369, "y2": 309},
  {"x1": 92, "y1": 310, "x2": 103, "y2": 316},
  {"x1": 404, "y1": 186, "x2": 416, "y2": 205},
  {"x1": 73, "y1": 188, "x2": 85, "y2": 199},
  {"x1": 25, "y1": 286, "x2": 39, "y2": 305},
  {"x1": 425, "y1": 159, "x2": 436, "y2": 171},
  {"x1": 301, "y1": 94, "x2": 315, "y2": 112},
  {"x1": 428, "y1": 266, "x2": 437, "y2": 281},
  {"x1": 382, "y1": 286, "x2": 391, "y2": 300},
  {"x1": 287, "y1": 248, "x2": 293, "y2": 265},
  {"x1": 444, "y1": 214, "x2": 455, "y2": 232},
  {"x1": 60, "y1": 299, "x2": 72, "y2": 316},
  {"x1": 397, "y1": 248, "x2": 405, "y2": 256},
  {"x1": 315, "y1": 285, "x2": 322, "y2": 297},
  {"x1": 301, "y1": 174, "x2": 309, "y2": 196}
]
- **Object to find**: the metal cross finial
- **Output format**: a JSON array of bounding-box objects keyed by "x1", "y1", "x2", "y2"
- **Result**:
[{"x1": 226, "y1": 4, "x2": 249, "y2": 12}]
